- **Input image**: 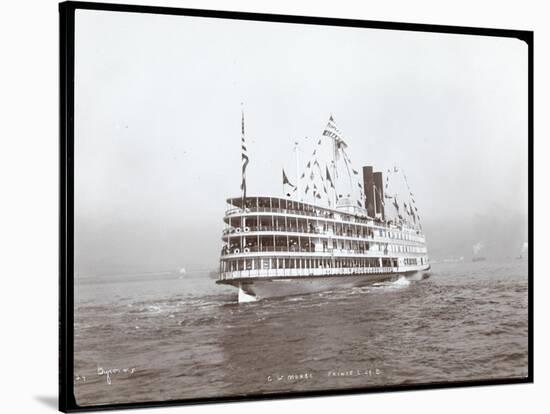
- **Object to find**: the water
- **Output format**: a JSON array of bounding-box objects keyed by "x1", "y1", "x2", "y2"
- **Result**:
[{"x1": 73, "y1": 260, "x2": 528, "y2": 406}]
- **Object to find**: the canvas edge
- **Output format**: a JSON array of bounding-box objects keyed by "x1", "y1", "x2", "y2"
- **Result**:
[{"x1": 57, "y1": 1, "x2": 534, "y2": 412}]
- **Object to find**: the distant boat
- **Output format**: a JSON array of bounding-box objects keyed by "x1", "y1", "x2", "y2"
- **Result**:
[
  {"x1": 516, "y1": 241, "x2": 528, "y2": 259},
  {"x1": 442, "y1": 256, "x2": 464, "y2": 263},
  {"x1": 178, "y1": 267, "x2": 187, "y2": 277},
  {"x1": 472, "y1": 242, "x2": 486, "y2": 262}
]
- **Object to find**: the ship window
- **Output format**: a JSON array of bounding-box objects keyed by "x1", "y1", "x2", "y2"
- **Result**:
[
  {"x1": 275, "y1": 235, "x2": 286, "y2": 248},
  {"x1": 259, "y1": 216, "x2": 271, "y2": 230},
  {"x1": 289, "y1": 236, "x2": 299, "y2": 251},
  {"x1": 260, "y1": 235, "x2": 274, "y2": 251}
]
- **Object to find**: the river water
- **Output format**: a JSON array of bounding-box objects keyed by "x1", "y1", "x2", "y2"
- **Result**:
[{"x1": 73, "y1": 259, "x2": 528, "y2": 406}]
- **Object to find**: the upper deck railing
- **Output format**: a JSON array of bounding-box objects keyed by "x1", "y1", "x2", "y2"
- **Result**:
[
  {"x1": 226, "y1": 206, "x2": 336, "y2": 219},
  {"x1": 222, "y1": 225, "x2": 374, "y2": 237},
  {"x1": 221, "y1": 224, "x2": 425, "y2": 245},
  {"x1": 224, "y1": 196, "x2": 424, "y2": 238},
  {"x1": 225, "y1": 206, "x2": 402, "y2": 230},
  {"x1": 219, "y1": 245, "x2": 427, "y2": 257}
]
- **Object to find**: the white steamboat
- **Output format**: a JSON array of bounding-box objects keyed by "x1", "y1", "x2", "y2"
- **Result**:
[{"x1": 217, "y1": 114, "x2": 430, "y2": 302}]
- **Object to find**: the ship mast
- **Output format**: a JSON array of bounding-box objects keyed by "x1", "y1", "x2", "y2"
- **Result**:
[
  {"x1": 331, "y1": 120, "x2": 338, "y2": 207},
  {"x1": 294, "y1": 141, "x2": 301, "y2": 201}
]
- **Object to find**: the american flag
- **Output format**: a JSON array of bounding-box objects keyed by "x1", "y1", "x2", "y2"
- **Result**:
[{"x1": 240, "y1": 110, "x2": 249, "y2": 205}]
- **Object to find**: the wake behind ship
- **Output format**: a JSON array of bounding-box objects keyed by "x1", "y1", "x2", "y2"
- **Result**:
[{"x1": 217, "y1": 113, "x2": 430, "y2": 302}]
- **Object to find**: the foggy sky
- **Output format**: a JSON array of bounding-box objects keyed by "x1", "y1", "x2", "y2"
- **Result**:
[{"x1": 74, "y1": 10, "x2": 528, "y2": 276}]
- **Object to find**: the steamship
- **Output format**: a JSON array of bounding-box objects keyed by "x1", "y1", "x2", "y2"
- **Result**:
[{"x1": 216, "y1": 114, "x2": 430, "y2": 302}]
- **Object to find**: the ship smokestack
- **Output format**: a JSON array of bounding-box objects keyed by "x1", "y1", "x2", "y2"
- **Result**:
[
  {"x1": 373, "y1": 171, "x2": 385, "y2": 220},
  {"x1": 362, "y1": 166, "x2": 375, "y2": 217},
  {"x1": 362, "y1": 166, "x2": 385, "y2": 219}
]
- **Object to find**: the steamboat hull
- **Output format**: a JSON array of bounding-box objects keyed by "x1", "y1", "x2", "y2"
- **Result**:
[{"x1": 217, "y1": 265, "x2": 430, "y2": 302}]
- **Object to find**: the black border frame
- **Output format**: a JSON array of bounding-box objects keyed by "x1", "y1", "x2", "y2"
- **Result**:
[{"x1": 59, "y1": 1, "x2": 534, "y2": 412}]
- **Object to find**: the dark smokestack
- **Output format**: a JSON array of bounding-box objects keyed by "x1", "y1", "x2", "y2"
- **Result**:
[
  {"x1": 373, "y1": 171, "x2": 385, "y2": 220},
  {"x1": 362, "y1": 166, "x2": 375, "y2": 217}
]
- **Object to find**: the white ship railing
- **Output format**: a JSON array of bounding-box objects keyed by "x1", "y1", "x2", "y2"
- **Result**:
[
  {"x1": 220, "y1": 248, "x2": 427, "y2": 259},
  {"x1": 221, "y1": 228, "x2": 425, "y2": 247},
  {"x1": 220, "y1": 266, "x2": 403, "y2": 280},
  {"x1": 225, "y1": 207, "x2": 378, "y2": 227},
  {"x1": 224, "y1": 208, "x2": 425, "y2": 239},
  {"x1": 218, "y1": 264, "x2": 429, "y2": 281}
]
